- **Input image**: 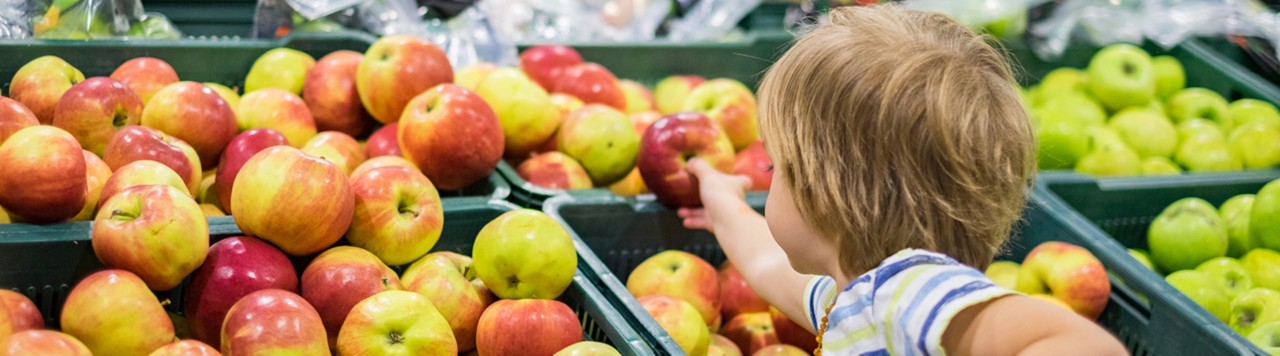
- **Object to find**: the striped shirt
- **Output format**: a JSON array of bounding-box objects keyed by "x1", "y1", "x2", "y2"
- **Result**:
[{"x1": 802, "y1": 249, "x2": 1014, "y2": 356}]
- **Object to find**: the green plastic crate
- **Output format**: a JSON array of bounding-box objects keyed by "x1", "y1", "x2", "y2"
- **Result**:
[
  {"x1": 0, "y1": 199, "x2": 656, "y2": 355},
  {"x1": 544, "y1": 187, "x2": 1246, "y2": 355},
  {"x1": 1197, "y1": 36, "x2": 1280, "y2": 89},
  {"x1": 1036, "y1": 170, "x2": 1280, "y2": 355}
]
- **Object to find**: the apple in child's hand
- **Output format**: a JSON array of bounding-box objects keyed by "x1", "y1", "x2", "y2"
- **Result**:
[
  {"x1": 1220, "y1": 194, "x2": 1256, "y2": 259},
  {"x1": 0, "y1": 330, "x2": 91, "y2": 356},
  {"x1": 1231, "y1": 288, "x2": 1280, "y2": 336},
  {"x1": 0, "y1": 96, "x2": 39, "y2": 144},
  {"x1": 303, "y1": 50, "x2": 372, "y2": 137},
  {"x1": 398, "y1": 84, "x2": 504, "y2": 190},
  {"x1": 244, "y1": 47, "x2": 315, "y2": 95},
  {"x1": 149, "y1": 340, "x2": 219, "y2": 356},
  {"x1": 682, "y1": 78, "x2": 759, "y2": 150},
  {"x1": 620, "y1": 80, "x2": 655, "y2": 114},
  {"x1": 1243, "y1": 249, "x2": 1280, "y2": 291},
  {"x1": 474, "y1": 209, "x2": 577, "y2": 299},
  {"x1": 1167, "y1": 88, "x2": 1231, "y2": 128},
  {"x1": 1014, "y1": 241, "x2": 1110, "y2": 320},
  {"x1": 70, "y1": 150, "x2": 110, "y2": 221},
  {"x1": 558, "y1": 104, "x2": 640, "y2": 185},
  {"x1": 61, "y1": 270, "x2": 175, "y2": 355},
  {"x1": 555, "y1": 341, "x2": 621, "y2": 356},
  {"x1": 1229, "y1": 122, "x2": 1280, "y2": 169},
  {"x1": 236, "y1": 88, "x2": 318, "y2": 148},
  {"x1": 98, "y1": 160, "x2": 191, "y2": 209},
  {"x1": 221, "y1": 289, "x2": 328, "y2": 354},
  {"x1": 455, "y1": 62, "x2": 497, "y2": 91},
  {"x1": 476, "y1": 299, "x2": 583, "y2": 355},
  {"x1": 142, "y1": 82, "x2": 238, "y2": 167},
  {"x1": 1196, "y1": 257, "x2": 1253, "y2": 300},
  {"x1": 770, "y1": 306, "x2": 817, "y2": 350},
  {"x1": 520, "y1": 45, "x2": 584, "y2": 91},
  {"x1": 1231, "y1": 99, "x2": 1280, "y2": 129},
  {"x1": 655, "y1": 75, "x2": 705, "y2": 115},
  {"x1": 214, "y1": 128, "x2": 289, "y2": 213},
  {"x1": 517, "y1": 151, "x2": 594, "y2": 190},
  {"x1": 352, "y1": 156, "x2": 417, "y2": 178},
  {"x1": 637, "y1": 112, "x2": 736, "y2": 207},
  {"x1": 554, "y1": 63, "x2": 627, "y2": 110},
  {"x1": 103, "y1": 125, "x2": 202, "y2": 195},
  {"x1": 8, "y1": 55, "x2": 85, "y2": 124},
  {"x1": 51, "y1": 77, "x2": 142, "y2": 156},
  {"x1": 719, "y1": 261, "x2": 769, "y2": 321},
  {"x1": 1166, "y1": 270, "x2": 1230, "y2": 322},
  {"x1": 628, "y1": 250, "x2": 721, "y2": 325},
  {"x1": 365, "y1": 122, "x2": 401, "y2": 158},
  {"x1": 722, "y1": 312, "x2": 780, "y2": 354},
  {"x1": 92, "y1": 184, "x2": 208, "y2": 291},
  {"x1": 709, "y1": 334, "x2": 743, "y2": 356},
  {"x1": 475, "y1": 67, "x2": 561, "y2": 157},
  {"x1": 639, "y1": 295, "x2": 710, "y2": 356},
  {"x1": 109, "y1": 57, "x2": 178, "y2": 105},
  {"x1": 753, "y1": 344, "x2": 810, "y2": 356},
  {"x1": 0, "y1": 290, "x2": 42, "y2": 340},
  {"x1": 1085, "y1": 43, "x2": 1155, "y2": 112},
  {"x1": 301, "y1": 131, "x2": 366, "y2": 175},
  {"x1": 733, "y1": 141, "x2": 772, "y2": 191},
  {"x1": 338, "y1": 290, "x2": 457, "y2": 355},
  {"x1": 301, "y1": 246, "x2": 403, "y2": 347},
  {"x1": 232, "y1": 146, "x2": 354, "y2": 256},
  {"x1": 985, "y1": 260, "x2": 1021, "y2": 290},
  {"x1": 1148, "y1": 197, "x2": 1229, "y2": 272},
  {"x1": 347, "y1": 166, "x2": 444, "y2": 266},
  {"x1": 1152, "y1": 55, "x2": 1186, "y2": 100},
  {"x1": 357, "y1": 35, "x2": 454, "y2": 124},
  {"x1": 0, "y1": 126, "x2": 86, "y2": 224},
  {"x1": 184, "y1": 236, "x2": 298, "y2": 347},
  {"x1": 401, "y1": 252, "x2": 495, "y2": 352}
]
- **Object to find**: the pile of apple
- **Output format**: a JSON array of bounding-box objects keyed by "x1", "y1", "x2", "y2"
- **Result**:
[
  {"x1": 1030, "y1": 43, "x2": 1280, "y2": 176},
  {"x1": 621, "y1": 250, "x2": 817, "y2": 356},
  {"x1": 493, "y1": 45, "x2": 774, "y2": 204},
  {"x1": 1134, "y1": 178, "x2": 1280, "y2": 352},
  {"x1": 982, "y1": 241, "x2": 1112, "y2": 321}
]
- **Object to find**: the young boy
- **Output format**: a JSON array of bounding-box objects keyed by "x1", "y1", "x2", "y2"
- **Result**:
[{"x1": 679, "y1": 5, "x2": 1128, "y2": 355}]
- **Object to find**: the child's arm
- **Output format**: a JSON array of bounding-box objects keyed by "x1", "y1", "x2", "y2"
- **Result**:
[
  {"x1": 678, "y1": 159, "x2": 818, "y2": 333},
  {"x1": 943, "y1": 295, "x2": 1128, "y2": 355}
]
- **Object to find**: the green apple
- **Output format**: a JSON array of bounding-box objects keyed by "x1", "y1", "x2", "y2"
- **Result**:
[
  {"x1": 557, "y1": 105, "x2": 640, "y2": 185},
  {"x1": 1145, "y1": 99, "x2": 1167, "y2": 115},
  {"x1": 1148, "y1": 197, "x2": 1228, "y2": 273},
  {"x1": 1142, "y1": 157, "x2": 1181, "y2": 176},
  {"x1": 1230, "y1": 99, "x2": 1280, "y2": 129},
  {"x1": 1165, "y1": 270, "x2": 1230, "y2": 322},
  {"x1": 981, "y1": 7, "x2": 1027, "y2": 39},
  {"x1": 244, "y1": 48, "x2": 316, "y2": 95},
  {"x1": 1177, "y1": 118, "x2": 1226, "y2": 143},
  {"x1": 1231, "y1": 288, "x2": 1280, "y2": 336},
  {"x1": 474, "y1": 68, "x2": 560, "y2": 157},
  {"x1": 1175, "y1": 136, "x2": 1242, "y2": 172},
  {"x1": 1248, "y1": 321, "x2": 1280, "y2": 354},
  {"x1": 472, "y1": 209, "x2": 577, "y2": 300},
  {"x1": 1075, "y1": 142, "x2": 1142, "y2": 177},
  {"x1": 1221, "y1": 194, "x2": 1257, "y2": 258},
  {"x1": 1152, "y1": 55, "x2": 1186, "y2": 100},
  {"x1": 1229, "y1": 122, "x2": 1280, "y2": 169},
  {"x1": 984, "y1": 261, "x2": 1019, "y2": 290},
  {"x1": 1036, "y1": 118, "x2": 1092, "y2": 170},
  {"x1": 1250, "y1": 180, "x2": 1280, "y2": 251},
  {"x1": 1244, "y1": 249, "x2": 1280, "y2": 291},
  {"x1": 1036, "y1": 68, "x2": 1089, "y2": 97},
  {"x1": 1129, "y1": 249, "x2": 1156, "y2": 270},
  {"x1": 1108, "y1": 108, "x2": 1177, "y2": 158},
  {"x1": 1197, "y1": 257, "x2": 1254, "y2": 300},
  {"x1": 1034, "y1": 92, "x2": 1107, "y2": 127},
  {"x1": 1086, "y1": 44, "x2": 1156, "y2": 112},
  {"x1": 1167, "y1": 88, "x2": 1231, "y2": 128}
]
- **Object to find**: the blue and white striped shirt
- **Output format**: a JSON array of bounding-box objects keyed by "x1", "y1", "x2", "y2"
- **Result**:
[{"x1": 802, "y1": 249, "x2": 1014, "y2": 356}]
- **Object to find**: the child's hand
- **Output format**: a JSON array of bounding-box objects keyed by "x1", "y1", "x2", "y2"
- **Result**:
[{"x1": 677, "y1": 158, "x2": 753, "y2": 232}]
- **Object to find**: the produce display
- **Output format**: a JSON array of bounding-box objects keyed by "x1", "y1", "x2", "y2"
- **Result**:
[{"x1": 1030, "y1": 43, "x2": 1280, "y2": 177}]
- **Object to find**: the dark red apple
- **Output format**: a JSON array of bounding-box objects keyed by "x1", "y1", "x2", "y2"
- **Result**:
[
  {"x1": 102, "y1": 125, "x2": 202, "y2": 195},
  {"x1": 364, "y1": 123, "x2": 400, "y2": 158},
  {"x1": 770, "y1": 307, "x2": 818, "y2": 351},
  {"x1": 637, "y1": 112, "x2": 736, "y2": 207},
  {"x1": 519, "y1": 45, "x2": 584, "y2": 91},
  {"x1": 214, "y1": 128, "x2": 290, "y2": 212},
  {"x1": 303, "y1": 50, "x2": 372, "y2": 137},
  {"x1": 719, "y1": 261, "x2": 769, "y2": 322},
  {"x1": 553, "y1": 63, "x2": 626, "y2": 110},
  {"x1": 183, "y1": 236, "x2": 298, "y2": 347}
]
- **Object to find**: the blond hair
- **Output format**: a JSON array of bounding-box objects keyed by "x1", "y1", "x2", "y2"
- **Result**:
[{"x1": 758, "y1": 5, "x2": 1035, "y2": 274}]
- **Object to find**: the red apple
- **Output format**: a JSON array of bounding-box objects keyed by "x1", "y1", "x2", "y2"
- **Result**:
[
  {"x1": 50, "y1": 77, "x2": 142, "y2": 156},
  {"x1": 141, "y1": 81, "x2": 237, "y2": 167},
  {"x1": 301, "y1": 131, "x2": 366, "y2": 175},
  {"x1": 398, "y1": 84, "x2": 503, "y2": 190},
  {"x1": 719, "y1": 261, "x2": 769, "y2": 321},
  {"x1": 303, "y1": 50, "x2": 372, "y2": 137},
  {"x1": 236, "y1": 88, "x2": 318, "y2": 148},
  {"x1": 0, "y1": 96, "x2": 39, "y2": 144},
  {"x1": 476, "y1": 299, "x2": 583, "y2": 355},
  {"x1": 554, "y1": 63, "x2": 626, "y2": 110},
  {"x1": 61, "y1": 270, "x2": 175, "y2": 355},
  {"x1": 71, "y1": 150, "x2": 111, "y2": 221},
  {"x1": 1017, "y1": 241, "x2": 1111, "y2": 320},
  {"x1": 102, "y1": 125, "x2": 202, "y2": 195},
  {"x1": 92, "y1": 184, "x2": 208, "y2": 291},
  {"x1": 348, "y1": 166, "x2": 443, "y2": 265},
  {"x1": 709, "y1": 334, "x2": 743, "y2": 356},
  {"x1": 8, "y1": 56, "x2": 85, "y2": 124},
  {"x1": 231, "y1": 146, "x2": 354, "y2": 256},
  {"x1": 620, "y1": 80, "x2": 655, "y2": 114},
  {"x1": 637, "y1": 112, "x2": 736, "y2": 208},
  {"x1": 149, "y1": 340, "x2": 220, "y2": 356},
  {"x1": 753, "y1": 344, "x2": 809, "y2": 356},
  {"x1": 0, "y1": 330, "x2": 91, "y2": 356},
  {"x1": 769, "y1": 307, "x2": 817, "y2": 351},
  {"x1": 0, "y1": 290, "x2": 42, "y2": 340},
  {"x1": 733, "y1": 141, "x2": 772, "y2": 191},
  {"x1": 628, "y1": 250, "x2": 722, "y2": 326},
  {"x1": 109, "y1": 57, "x2": 179, "y2": 106},
  {"x1": 356, "y1": 35, "x2": 454, "y2": 124},
  {"x1": 301, "y1": 246, "x2": 403, "y2": 347},
  {"x1": 352, "y1": 155, "x2": 417, "y2": 178},
  {"x1": 221, "y1": 289, "x2": 328, "y2": 354},
  {"x1": 722, "y1": 312, "x2": 780, "y2": 354},
  {"x1": 682, "y1": 78, "x2": 759, "y2": 150},
  {"x1": 517, "y1": 151, "x2": 593, "y2": 190},
  {"x1": 337, "y1": 290, "x2": 457, "y2": 355},
  {"x1": 654, "y1": 75, "x2": 705, "y2": 115},
  {"x1": 365, "y1": 122, "x2": 401, "y2": 158},
  {"x1": 97, "y1": 160, "x2": 191, "y2": 209},
  {"x1": 213, "y1": 128, "x2": 289, "y2": 213},
  {"x1": 638, "y1": 295, "x2": 711, "y2": 355},
  {"x1": 520, "y1": 45, "x2": 584, "y2": 91},
  {"x1": 184, "y1": 236, "x2": 298, "y2": 347},
  {"x1": 401, "y1": 252, "x2": 495, "y2": 352},
  {"x1": 0, "y1": 126, "x2": 86, "y2": 223}
]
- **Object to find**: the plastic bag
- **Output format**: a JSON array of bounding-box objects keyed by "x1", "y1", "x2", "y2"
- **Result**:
[
  {"x1": 285, "y1": 0, "x2": 363, "y2": 20},
  {"x1": 666, "y1": 0, "x2": 760, "y2": 42},
  {"x1": 13, "y1": 0, "x2": 181, "y2": 39},
  {"x1": 0, "y1": 0, "x2": 35, "y2": 39},
  {"x1": 901, "y1": 0, "x2": 1053, "y2": 39}
]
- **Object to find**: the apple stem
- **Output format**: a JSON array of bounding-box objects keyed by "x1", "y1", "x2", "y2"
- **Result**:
[
  {"x1": 388, "y1": 331, "x2": 404, "y2": 345},
  {"x1": 109, "y1": 209, "x2": 138, "y2": 221}
]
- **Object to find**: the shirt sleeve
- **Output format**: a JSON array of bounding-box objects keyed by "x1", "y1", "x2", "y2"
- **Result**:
[
  {"x1": 802, "y1": 275, "x2": 839, "y2": 332},
  {"x1": 877, "y1": 262, "x2": 1015, "y2": 356}
]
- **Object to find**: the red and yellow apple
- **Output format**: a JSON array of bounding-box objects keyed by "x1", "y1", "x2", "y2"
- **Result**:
[
  {"x1": 148, "y1": 340, "x2": 220, "y2": 356},
  {"x1": 213, "y1": 128, "x2": 289, "y2": 212},
  {"x1": 141, "y1": 81, "x2": 238, "y2": 167},
  {"x1": 456, "y1": 62, "x2": 498, "y2": 91},
  {"x1": 638, "y1": 295, "x2": 710, "y2": 355},
  {"x1": 0, "y1": 330, "x2": 91, "y2": 356},
  {"x1": 0, "y1": 126, "x2": 86, "y2": 223},
  {"x1": 301, "y1": 131, "x2": 366, "y2": 175},
  {"x1": 620, "y1": 80, "x2": 654, "y2": 114},
  {"x1": 92, "y1": 184, "x2": 208, "y2": 291},
  {"x1": 476, "y1": 299, "x2": 584, "y2": 355},
  {"x1": 244, "y1": 48, "x2": 315, "y2": 95},
  {"x1": 401, "y1": 252, "x2": 495, "y2": 352},
  {"x1": 473, "y1": 209, "x2": 578, "y2": 300},
  {"x1": 517, "y1": 151, "x2": 593, "y2": 190},
  {"x1": 475, "y1": 67, "x2": 561, "y2": 157},
  {"x1": 109, "y1": 57, "x2": 179, "y2": 105},
  {"x1": 558, "y1": 105, "x2": 640, "y2": 185},
  {"x1": 719, "y1": 261, "x2": 769, "y2": 321},
  {"x1": 637, "y1": 112, "x2": 735, "y2": 207},
  {"x1": 538, "y1": 94, "x2": 588, "y2": 153},
  {"x1": 629, "y1": 250, "x2": 721, "y2": 326},
  {"x1": 722, "y1": 312, "x2": 780, "y2": 355},
  {"x1": 61, "y1": 270, "x2": 175, "y2": 355},
  {"x1": 654, "y1": 75, "x2": 705, "y2": 115},
  {"x1": 8, "y1": 56, "x2": 85, "y2": 124},
  {"x1": 398, "y1": 84, "x2": 503, "y2": 190},
  {"x1": 709, "y1": 334, "x2": 743, "y2": 356},
  {"x1": 51, "y1": 77, "x2": 142, "y2": 156},
  {"x1": 231, "y1": 146, "x2": 354, "y2": 256},
  {"x1": 1015, "y1": 241, "x2": 1111, "y2": 320},
  {"x1": 555, "y1": 341, "x2": 621, "y2": 356},
  {"x1": 753, "y1": 344, "x2": 810, "y2": 356},
  {"x1": 734, "y1": 141, "x2": 772, "y2": 191},
  {"x1": 0, "y1": 290, "x2": 42, "y2": 341},
  {"x1": 97, "y1": 160, "x2": 191, "y2": 209},
  {"x1": 364, "y1": 123, "x2": 401, "y2": 158},
  {"x1": 184, "y1": 236, "x2": 298, "y2": 347},
  {"x1": 301, "y1": 246, "x2": 403, "y2": 346},
  {"x1": 236, "y1": 88, "x2": 318, "y2": 147},
  {"x1": 303, "y1": 50, "x2": 372, "y2": 137},
  {"x1": 554, "y1": 63, "x2": 627, "y2": 110},
  {"x1": 682, "y1": 78, "x2": 759, "y2": 150},
  {"x1": 520, "y1": 45, "x2": 584, "y2": 91},
  {"x1": 357, "y1": 35, "x2": 454, "y2": 124},
  {"x1": 347, "y1": 166, "x2": 444, "y2": 265},
  {"x1": 221, "y1": 289, "x2": 328, "y2": 354},
  {"x1": 352, "y1": 155, "x2": 417, "y2": 178},
  {"x1": 608, "y1": 168, "x2": 648, "y2": 196},
  {"x1": 103, "y1": 125, "x2": 202, "y2": 195},
  {"x1": 337, "y1": 290, "x2": 457, "y2": 355},
  {"x1": 203, "y1": 83, "x2": 239, "y2": 110},
  {"x1": 71, "y1": 150, "x2": 111, "y2": 221},
  {"x1": 0, "y1": 96, "x2": 39, "y2": 144}
]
